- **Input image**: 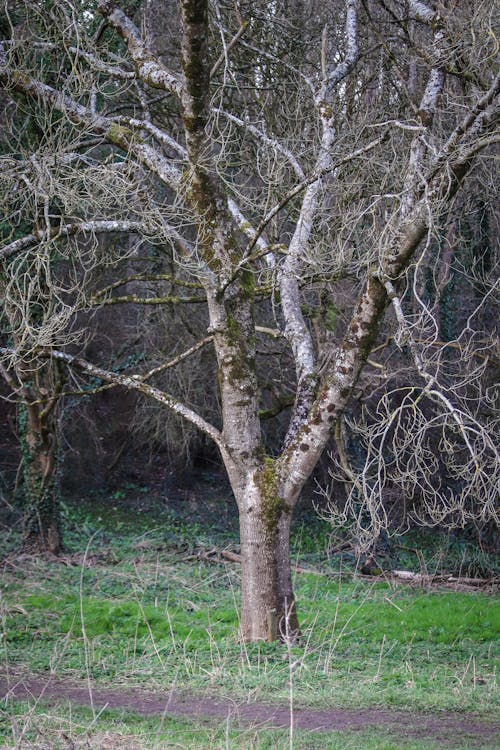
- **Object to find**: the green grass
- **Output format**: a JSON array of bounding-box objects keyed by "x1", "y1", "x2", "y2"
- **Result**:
[
  {"x1": 6, "y1": 573, "x2": 497, "y2": 708},
  {"x1": 0, "y1": 497, "x2": 498, "y2": 748}
]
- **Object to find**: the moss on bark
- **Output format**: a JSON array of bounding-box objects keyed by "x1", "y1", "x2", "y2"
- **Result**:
[{"x1": 257, "y1": 457, "x2": 286, "y2": 532}]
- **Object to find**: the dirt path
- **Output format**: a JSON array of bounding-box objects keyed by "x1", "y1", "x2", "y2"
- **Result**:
[{"x1": 1, "y1": 671, "x2": 499, "y2": 746}]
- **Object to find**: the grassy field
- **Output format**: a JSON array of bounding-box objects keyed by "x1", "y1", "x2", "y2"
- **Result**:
[{"x1": 0, "y1": 493, "x2": 498, "y2": 749}]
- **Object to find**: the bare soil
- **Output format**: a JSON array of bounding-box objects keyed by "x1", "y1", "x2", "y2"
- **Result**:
[{"x1": 1, "y1": 670, "x2": 499, "y2": 747}]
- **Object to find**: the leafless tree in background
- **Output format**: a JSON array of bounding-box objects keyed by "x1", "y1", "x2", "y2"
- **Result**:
[{"x1": 1, "y1": 0, "x2": 498, "y2": 639}]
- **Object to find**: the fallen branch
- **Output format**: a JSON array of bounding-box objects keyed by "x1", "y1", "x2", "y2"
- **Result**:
[
  {"x1": 392, "y1": 570, "x2": 499, "y2": 587},
  {"x1": 220, "y1": 549, "x2": 242, "y2": 564}
]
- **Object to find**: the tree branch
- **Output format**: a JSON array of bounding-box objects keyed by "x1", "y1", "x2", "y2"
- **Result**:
[
  {"x1": 324, "y1": 0, "x2": 359, "y2": 95},
  {"x1": 97, "y1": 0, "x2": 183, "y2": 96},
  {"x1": 89, "y1": 294, "x2": 206, "y2": 306},
  {"x1": 0, "y1": 347, "x2": 224, "y2": 449},
  {"x1": 138, "y1": 336, "x2": 214, "y2": 381},
  {"x1": 0, "y1": 221, "x2": 148, "y2": 262}
]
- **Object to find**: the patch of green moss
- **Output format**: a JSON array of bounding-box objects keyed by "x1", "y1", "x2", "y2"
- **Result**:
[
  {"x1": 223, "y1": 309, "x2": 256, "y2": 389},
  {"x1": 226, "y1": 312, "x2": 241, "y2": 341},
  {"x1": 240, "y1": 269, "x2": 255, "y2": 300},
  {"x1": 257, "y1": 457, "x2": 285, "y2": 531},
  {"x1": 107, "y1": 122, "x2": 141, "y2": 147}
]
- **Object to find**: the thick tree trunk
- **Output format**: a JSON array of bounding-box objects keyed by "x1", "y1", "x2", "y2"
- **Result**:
[
  {"x1": 20, "y1": 402, "x2": 62, "y2": 555},
  {"x1": 236, "y1": 467, "x2": 299, "y2": 642},
  {"x1": 239, "y1": 513, "x2": 299, "y2": 641},
  {"x1": 239, "y1": 508, "x2": 279, "y2": 641}
]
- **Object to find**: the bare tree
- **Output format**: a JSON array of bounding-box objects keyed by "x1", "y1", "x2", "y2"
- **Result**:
[
  {"x1": 1, "y1": 0, "x2": 498, "y2": 639},
  {"x1": 0, "y1": 41, "x2": 147, "y2": 550}
]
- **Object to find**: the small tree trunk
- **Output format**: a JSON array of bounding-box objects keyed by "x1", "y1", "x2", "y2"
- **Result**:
[{"x1": 20, "y1": 402, "x2": 62, "y2": 555}]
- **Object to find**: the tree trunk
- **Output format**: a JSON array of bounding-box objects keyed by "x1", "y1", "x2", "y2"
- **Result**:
[
  {"x1": 236, "y1": 465, "x2": 299, "y2": 642},
  {"x1": 239, "y1": 507, "x2": 279, "y2": 642},
  {"x1": 20, "y1": 401, "x2": 62, "y2": 555}
]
